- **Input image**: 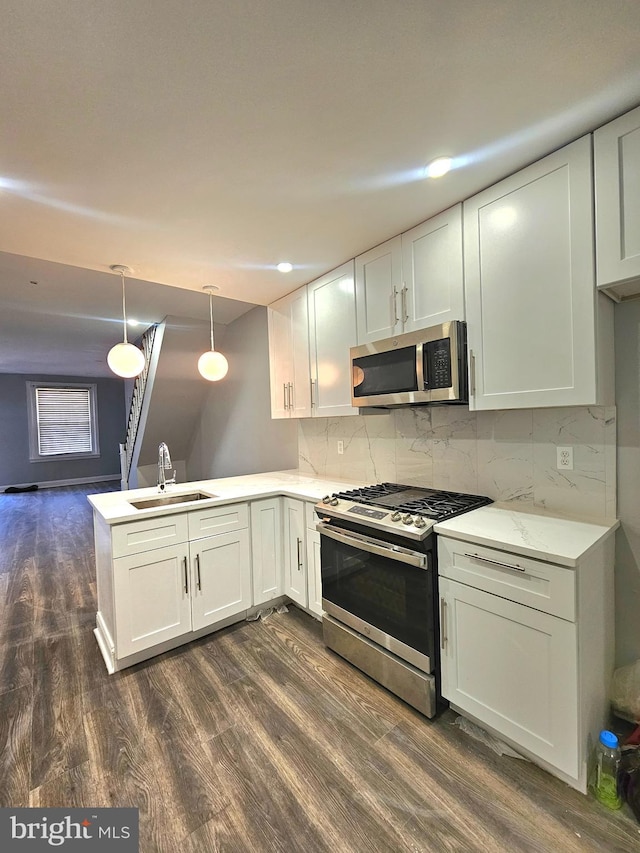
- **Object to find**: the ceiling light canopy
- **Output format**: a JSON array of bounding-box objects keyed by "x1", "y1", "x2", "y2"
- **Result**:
[
  {"x1": 276, "y1": 262, "x2": 293, "y2": 273},
  {"x1": 107, "y1": 265, "x2": 145, "y2": 379},
  {"x1": 198, "y1": 285, "x2": 229, "y2": 382},
  {"x1": 425, "y1": 157, "x2": 452, "y2": 179}
]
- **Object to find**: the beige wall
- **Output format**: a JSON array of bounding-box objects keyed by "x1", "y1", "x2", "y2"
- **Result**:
[{"x1": 187, "y1": 307, "x2": 298, "y2": 480}]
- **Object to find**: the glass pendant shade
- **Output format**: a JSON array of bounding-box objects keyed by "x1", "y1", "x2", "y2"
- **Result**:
[
  {"x1": 108, "y1": 341, "x2": 146, "y2": 378},
  {"x1": 198, "y1": 350, "x2": 229, "y2": 381},
  {"x1": 108, "y1": 264, "x2": 144, "y2": 379},
  {"x1": 199, "y1": 285, "x2": 229, "y2": 381}
]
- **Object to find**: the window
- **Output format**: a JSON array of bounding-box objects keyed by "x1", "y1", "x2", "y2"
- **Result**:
[{"x1": 27, "y1": 382, "x2": 100, "y2": 461}]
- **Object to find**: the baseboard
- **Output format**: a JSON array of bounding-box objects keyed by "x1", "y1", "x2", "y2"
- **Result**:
[{"x1": 0, "y1": 474, "x2": 120, "y2": 491}]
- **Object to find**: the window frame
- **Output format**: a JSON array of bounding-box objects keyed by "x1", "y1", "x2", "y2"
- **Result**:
[{"x1": 26, "y1": 381, "x2": 100, "y2": 462}]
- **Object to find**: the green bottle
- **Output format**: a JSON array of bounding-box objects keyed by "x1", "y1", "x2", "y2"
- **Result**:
[{"x1": 593, "y1": 730, "x2": 622, "y2": 810}]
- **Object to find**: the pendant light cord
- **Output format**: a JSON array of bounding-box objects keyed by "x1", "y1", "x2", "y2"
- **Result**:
[
  {"x1": 209, "y1": 290, "x2": 215, "y2": 351},
  {"x1": 121, "y1": 269, "x2": 129, "y2": 345}
]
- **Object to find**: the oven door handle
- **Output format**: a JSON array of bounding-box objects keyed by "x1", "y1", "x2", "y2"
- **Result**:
[{"x1": 317, "y1": 522, "x2": 427, "y2": 569}]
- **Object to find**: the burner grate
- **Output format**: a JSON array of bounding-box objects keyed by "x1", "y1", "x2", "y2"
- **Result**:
[{"x1": 334, "y1": 483, "x2": 492, "y2": 521}]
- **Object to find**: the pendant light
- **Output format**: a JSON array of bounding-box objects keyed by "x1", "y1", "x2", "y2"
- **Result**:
[
  {"x1": 107, "y1": 265, "x2": 145, "y2": 378},
  {"x1": 198, "y1": 285, "x2": 228, "y2": 381}
]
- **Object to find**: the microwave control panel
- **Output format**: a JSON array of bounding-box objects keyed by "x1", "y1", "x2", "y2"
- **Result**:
[{"x1": 423, "y1": 339, "x2": 452, "y2": 389}]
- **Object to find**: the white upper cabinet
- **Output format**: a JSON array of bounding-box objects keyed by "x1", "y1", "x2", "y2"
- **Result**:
[
  {"x1": 594, "y1": 104, "x2": 640, "y2": 300},
  {"x1": 355, "y1": 236, "x2": 403, "y2": 342},
  {"x1": 307, "y1": 261, "x2": 358, "y2": 417},
  {"x1": 355, "y1": 208, "x2": 465, "y2": 345},
  {"x1": 267, "y1": 286, "x2": 311, "y2": 419},
  {"x1": 401, "y1": 204, "x2": 464, "y2": 331},
  {"x1": 464, "y1": 134, "x2": 613, "y2": 411}
]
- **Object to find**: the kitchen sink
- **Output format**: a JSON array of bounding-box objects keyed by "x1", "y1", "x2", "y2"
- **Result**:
[{"x1": 128, "y1": 492, "x2": 216, "y2": 510}]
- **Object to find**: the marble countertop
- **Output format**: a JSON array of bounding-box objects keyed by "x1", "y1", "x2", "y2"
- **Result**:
[
  {"x1": 88, "y1": 470, "x2": 366, "y2": 525},
  {"x1": 434, "y1": 503, "x2": 619, "y2": 567}
]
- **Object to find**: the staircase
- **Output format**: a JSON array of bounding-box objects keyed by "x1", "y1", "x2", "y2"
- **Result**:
[
  {"x1": 119, "y1": 323, "x2": 164, "y2": 489},
  {"x1": 118, "y1": 316, "x2": 213, "y2": 491}
]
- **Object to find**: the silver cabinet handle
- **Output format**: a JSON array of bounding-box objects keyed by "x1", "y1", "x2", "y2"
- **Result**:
[
  {"x1": 316, "y1": 522, "x2": 427, "y2": 569},
  {"x1": 196, "y1": 553, "x2": 202, "y2": 590},
  {"x1": 391, "y1": 285, "x2": 399, "y2": 326},
  {"x1": 288, "y1": 382, "x2": 294, "y2": 410},
  {"x1": 469, "y1": 350, "x2": 476, "y2": 397},
  {"x1": 183, "y1": 556, "x2": 188, "y2": 594},
  {"x1": 283, "y1": 383, "x2": 288, "y2": 410},
  {"x1": 440, "y1": 598, "x2": 447, "y2": 649},
  {"x1": 401, "y1": 284, "x2": 409, "y2": 323},
  {"x1": 296, "y1": 537, "x2": 303, "y2": 571},
  {"x1": 464, "y1": 552, "x2": 526, "y2": 573},
  {"x1": 310, "y1": 378, "x2": 317, "y2": 408}
]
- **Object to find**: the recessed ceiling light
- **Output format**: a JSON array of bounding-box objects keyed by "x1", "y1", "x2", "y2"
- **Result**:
[
  {"x1": 127, "y1": 319, "x2": 140, "y2": 327},
  {"x1": 425, "y1": 157, "x2": 452, "y2": 179},
  {"x1": 276, "y1": 262, "x2": 293, "y2": 273}
]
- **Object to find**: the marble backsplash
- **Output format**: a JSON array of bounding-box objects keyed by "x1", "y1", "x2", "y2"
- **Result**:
[{"x1": 298, "y1": 406, "x2": 617, "y2": 519}]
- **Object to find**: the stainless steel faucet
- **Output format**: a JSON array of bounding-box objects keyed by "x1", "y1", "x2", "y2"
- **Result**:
[{"x1": 157, "y1": 442, "x2": 176, "y2": 491}]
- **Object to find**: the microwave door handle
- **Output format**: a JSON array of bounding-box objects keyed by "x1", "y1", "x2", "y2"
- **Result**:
[{"x1": 317, "y1": 522, "x2": 427, "y2": 568}]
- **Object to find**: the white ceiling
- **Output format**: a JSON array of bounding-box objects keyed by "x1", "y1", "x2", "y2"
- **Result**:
[{"x1": 1, "y1": 0, "x2": 640, "y2": 373}]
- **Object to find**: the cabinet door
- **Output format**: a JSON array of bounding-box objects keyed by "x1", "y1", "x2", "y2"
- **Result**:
[
  {"x1": 250, "y1": 498, "x2": 283, "y2": 605},
  {"x1": 283, "y1": 498, "x2": 307, "y2": 606},
  {"x1": 402, "y1": 204, "x2": 464, "y2": 331},
  {"x1": 191, "y1": 529, "x2": 251, "y2": 631},
  {"x1": 464, "y1": 135, "x2": 597, "y2": 410},
  {"x1": 355, "y1": 236, "x2": 403, "y2": 343},
  {"x1": 267, "y1": 297, "x2": 292, "y2": 419},
  {"x1": 289, "y1": 287, "x2": 312, "y2": 418},
  {"x1": 439, "y1": 577, "x2": 578, "y2": 778},
  {"x1": 306, "y1": 527, "x2": 323, "y2": 618},
  {"x1": 113, "y1": 544, "x2": 192, "y2": 658},
  {"x1": 307, "y1": 260, "x2": 358, "y2": 417},
  {"x1": 595, "y1": 104, "x2": 640, "y2": 297}
]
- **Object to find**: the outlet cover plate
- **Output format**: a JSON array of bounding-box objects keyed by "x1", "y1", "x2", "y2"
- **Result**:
[{"x1": 556, "y1": 446, "x2": 573, "y2": 470}]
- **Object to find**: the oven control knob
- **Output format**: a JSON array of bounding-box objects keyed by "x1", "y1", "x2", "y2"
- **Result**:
[
  {"x1": 402, "y1": 514, "x2": 414, "y2": 525},
  {"x1": 330, "y1": 498, "x2": 339, "y2": 506},
  {"x1": 391, "y1": 512, "x2": 402, "y2": 522},
  {"x1": 322, "y1": 495, "x2": 332, "y2": 504},
  {"x1": 414, "y1": 516, "x2": 427, "y2": 529}
]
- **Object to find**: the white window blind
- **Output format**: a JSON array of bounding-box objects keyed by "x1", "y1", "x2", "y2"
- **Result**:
[
  {"x1": 35, "y1": 387, "x2": 93, "y2": 455},
  {"x1": 27, "y1": 382, "x2": 99, "y2": 460}
]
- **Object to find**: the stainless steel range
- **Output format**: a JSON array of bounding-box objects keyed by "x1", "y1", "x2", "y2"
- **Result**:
[{"x1": 315, "y1": 482, "x2": 491, "y2": 718}]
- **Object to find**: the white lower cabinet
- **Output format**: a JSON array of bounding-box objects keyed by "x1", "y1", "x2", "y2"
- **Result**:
[
  {"x1": 437, "y1": 534, "x2": 614, "y2": 792},
  {"x1": 191, "y1": 530, "x2": 251, "y2": 630},
  {"x1": 283, "y1": 497, "x2": 307, "y2": 606},
  {"x1": 250, "y1": 498, "x2": 283, "y2": 605},
  {"x1": 439, "y1": 576, "x2": 578, "y2": 778},
  {"x1": 306, "y1": 515, "x2": 322, "y2": 619},
  {"x1": 113, "y1": 543, "x2": 193, "y2": 659},
  {"x1": 113, "y1": 528, "x2": 251, "y2": 659},
  {"x1": 104, "y1": 503, "x2": 251, "y2": 666}
]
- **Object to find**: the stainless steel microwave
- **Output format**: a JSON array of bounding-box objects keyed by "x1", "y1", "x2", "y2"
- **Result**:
[{"x1": 350, "y1": 320, "x2": 468, "y2": 407}]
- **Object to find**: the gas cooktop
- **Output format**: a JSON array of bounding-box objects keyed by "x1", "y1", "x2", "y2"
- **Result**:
[{"x1": 316, "y1": 482, "x2": 492, "y2": 541}]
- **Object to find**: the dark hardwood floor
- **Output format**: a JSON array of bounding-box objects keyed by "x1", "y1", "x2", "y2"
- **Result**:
[{"x1": 1, "y1": 483, "x2": 639, "y2": 852}]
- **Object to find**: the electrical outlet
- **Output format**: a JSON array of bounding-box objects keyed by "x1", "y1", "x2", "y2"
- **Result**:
[
  {"x1": 337, "y1": 440, "x2": 344, "y2": 455},
  {"x1": 556, "y1": 446, "x2": 573, "y2": 471}
]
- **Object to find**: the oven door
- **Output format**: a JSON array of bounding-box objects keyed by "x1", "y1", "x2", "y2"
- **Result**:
[{"x1": 318, "y1": 523, "x2": 435, "y2": 674}]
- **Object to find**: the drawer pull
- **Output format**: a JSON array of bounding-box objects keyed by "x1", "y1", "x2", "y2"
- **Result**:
[{"x1": 465, "y1": 552, "x2": 526, "y2": 573}]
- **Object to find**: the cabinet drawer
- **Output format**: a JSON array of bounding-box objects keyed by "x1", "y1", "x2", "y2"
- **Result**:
[
  {"x1": 437, "y1": 537, "x2": 575, "y2": 621},
  {"x1": 112, "y1": 513, "x2": 189, "y2": 558},
  {"x1": 188, "y1": 502, "x2": 249, "y2": 539},
  {"x1": 305, "y1": 501, "x2": 318, "y2": 531}
]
